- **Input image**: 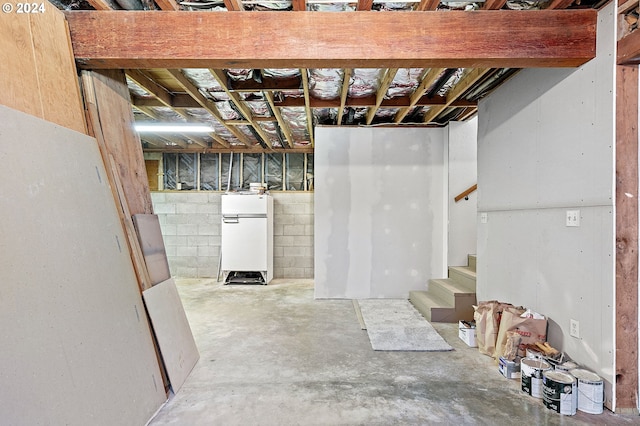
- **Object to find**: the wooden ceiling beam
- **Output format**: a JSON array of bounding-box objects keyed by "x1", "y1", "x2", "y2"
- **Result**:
[
  {"x1": 272, "y1": 93, "x2": 477, "y2": 108},
  {"x1": 423, "y1": 68, "x2": 493, "y2": 123},
  {"x1": 300, "y1": 69, "x2": 315, "y2": 147},
  {"x1": 209, "y1": 69, "x2": 274, "y2": 149},
  {"x1": 482, "y1": 0, "x2": 507, "y2": 9},
  {"x1": 223, "y1": 0, "x2": 244, "y2": 10},
  {"x1": 154, "y1": 0, "x2": 181, "y2": 10},
  {"x1": 416, "y1": 0, "x2": 440, "y2": 10},
  {"x1": 366, "y1": 68, "x2": 398, "y2": 125},
  {"x1": 356, "y1": 0, "x2": 374, "y2": 11},
  {"x1": 291, "y1": 0, "x2": 307, "y2": 10},
  {"x1": 394, "y1": 67, "x2": 445, "y2": 123},
  {"x1": 66, "y1": 10, "x2": 597, "y2": 69},
  {"x1": 167, "y1": 69, "x2": 253, "y2": 147},
  {"x1": 227, "y1": 75, "x2": 302, "y2": 92},
  {"x1": 133, "y1": 94, "x2": 202, "y2": 109},
  {"x1": 545, "y1": 0, "x2": 574, "y2": 9},
  {"x1": 85, "y1": 0, "x2": 118, "y2": 10},
  {"x1": 265, "y1": 91, "x2": 294, "y2": 148},
  {"x1": 618, "y1": 29, "x2": 640, "y2": 64},
  {"x1": 337, "y1": 68, "x2": 352, "y2": 125}
]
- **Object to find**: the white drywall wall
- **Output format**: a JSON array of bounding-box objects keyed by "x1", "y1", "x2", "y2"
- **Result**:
[
  {"x1": 477, "y1": 4, "x2": 615, "y2": 408},
  {"x1": 448, "y1": 118, "x2": 478, "y2": 267},
  {"x1": 314, "y1": 127, "x2": 447, "y2": 299}
]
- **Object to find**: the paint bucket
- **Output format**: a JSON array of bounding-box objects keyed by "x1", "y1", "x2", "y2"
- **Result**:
[
  {"x1": 570, "y1": 369, "x2": 604, "y2": 414},
  {"x1": 555, "y1": 361, "x2": 579, "y2": 373},
  {"x1": 521, "y1": 358, "x2": 551, "y2": 398},
  {"x1": 543, "y1": 370, "x2": 577, "y2": 415}
]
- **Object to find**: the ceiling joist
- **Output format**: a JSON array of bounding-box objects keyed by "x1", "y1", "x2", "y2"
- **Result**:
[{"x1": 65, "y1": 10, "x2": 597, "y2": 70}]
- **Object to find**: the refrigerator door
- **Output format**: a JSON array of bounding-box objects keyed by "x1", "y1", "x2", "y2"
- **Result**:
[
  {"x1": 221, "y1": 217, "x2": 268, "y2": 271},
  {"x1": 221, "y1": 194, "x2": 268, "y2": 215}
]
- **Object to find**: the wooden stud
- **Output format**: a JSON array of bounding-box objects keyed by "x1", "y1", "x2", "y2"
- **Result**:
[
  {"x1": 366, "y1": 68, "x2": 399, "y2": 125},
  {"x1": 154, "y1": 0, "x2": 181, "y2": 10},
  {"x1": 337, "y1": 68, "x2": 352, "y2": 125},
  {"x1": 482, "y1": 0, "x2": 507, "y2": 9},
  {"x1": 416, "y1": 0, "x2": 440, "y2": 10},
  {"x1": 291, "y1": 0, "x2": 307, "y2": 10},
  {"x1": 394, "y1": 68, "x2": 446, "y2": 123},
  {"x1": 423, "y1": 68, "x2": 492, "y2": 123},
  {"x1": 300, "y1": 69, "x2": 315, "y2": 146},
  {"x1": 356, "y1": 0, "x2": 374, "y2": 10},
  {"x1": 265, "y1": 91, "x2": 295, "y2": 148},
  {"x1": 223, "y1": 0, "x2": 244, "y2": 10},
  {"x1": 615, "y1": 64, "x2": 639, "y2": 412}
]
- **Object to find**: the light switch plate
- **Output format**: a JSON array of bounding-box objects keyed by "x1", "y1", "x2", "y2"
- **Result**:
[{"x1": 566, "y1": 210, "x2": 580, "y2": 227}]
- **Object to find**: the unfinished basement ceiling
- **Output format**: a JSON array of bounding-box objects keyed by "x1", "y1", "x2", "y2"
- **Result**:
[{"x1": 54, "y1": 0, "x2": 606, "y2": 152}]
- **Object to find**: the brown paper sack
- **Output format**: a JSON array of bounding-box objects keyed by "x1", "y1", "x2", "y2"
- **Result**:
[
  {"x1": 474, "y1": 301, "x2": 503, "y2": 357},
  {"x1": 494, "y1": 307, "x2": 547, "y2": 361}
]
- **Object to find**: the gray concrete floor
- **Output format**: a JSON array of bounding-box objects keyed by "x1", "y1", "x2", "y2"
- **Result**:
[{"x1": 149, "y1": 279, "x2": 637, "y2": 425}]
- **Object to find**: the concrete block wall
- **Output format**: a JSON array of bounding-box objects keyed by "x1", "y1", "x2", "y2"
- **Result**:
[{"x1": 150, "y1": 191, "x2": 314, "y2": 279}]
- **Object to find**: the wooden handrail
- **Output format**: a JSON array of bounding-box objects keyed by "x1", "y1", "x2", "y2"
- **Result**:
[{"x1": 454, "y1": 184, "x2": 477, "y2": 202}]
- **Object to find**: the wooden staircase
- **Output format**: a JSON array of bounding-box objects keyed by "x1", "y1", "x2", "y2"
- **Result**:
[{"x1": 409, "y1": 254, "x2": 477, "y2": 323}]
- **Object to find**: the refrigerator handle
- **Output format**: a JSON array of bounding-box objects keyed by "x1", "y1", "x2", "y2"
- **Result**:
[{"x1": 223, "y1": 216, "x2": 239, "y2": 224}]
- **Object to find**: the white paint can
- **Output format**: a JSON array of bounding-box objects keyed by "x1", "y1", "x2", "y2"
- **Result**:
[
  {"x1": 543, "y1": 370, "x2": 577, "y2": 415},
  {"x1": 555, "y1": 361, "x2": 579, "y2": 373},
  {"x1": 570, "y1": 369, "x2": 604, "y2": 414},
  {"x1": 521, "y1": 358, "x2": 551, "y2": 398}
]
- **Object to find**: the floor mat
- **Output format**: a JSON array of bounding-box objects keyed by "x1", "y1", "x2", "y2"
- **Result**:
[{"x1": 357, "y1": 299, "x2": 453, "y2": 351}]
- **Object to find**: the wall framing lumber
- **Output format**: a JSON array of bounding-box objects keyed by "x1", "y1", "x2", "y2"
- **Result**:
[
  {"x1": 65, "y1": 10, "x2": 597, "y2": 69},
  {"x1": 1, "y1": 7, "x2": 85, "y2": 133},
  {"x1": 615, "y1": 64, "x2": 639, "y2": 412}
]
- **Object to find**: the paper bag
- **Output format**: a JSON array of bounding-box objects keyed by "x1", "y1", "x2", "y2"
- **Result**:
[
  {"x1": 474, "y1": 301, "x2": 502, "y2": 357},
  {"x1": 494, "y1": 307, "x2": 547, "y2": 361}
]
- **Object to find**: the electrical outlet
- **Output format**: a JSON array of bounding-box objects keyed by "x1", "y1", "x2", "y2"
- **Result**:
[
  {"x1": 566, "y1": 210, "x2": 580, "y2": 227},
  {"x1": 480, "y1": 212, "x2": 488, "y2": 224},
  {"x1": 570, "y1": 319, "x2": 580, "y2": 338}
]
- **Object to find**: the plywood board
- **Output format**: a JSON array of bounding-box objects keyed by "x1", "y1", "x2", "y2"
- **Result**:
[
  {"x1": 134, "y1": 214, "x2": 172, "y2": 286},
  {"x1": 143, "y1": 278, "x2": 200, "y2": 393},
  {"x1": 83, "y1": 70, "x2": 153, "y2": 216},
  {"x1": 0, "y1": 7, "x2": 85, "y2": 133},
  {"x1": 0, "y1": 105, "x2": 166, "y2": 425}
]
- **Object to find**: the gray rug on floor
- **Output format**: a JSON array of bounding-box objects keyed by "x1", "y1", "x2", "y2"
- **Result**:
[{"x1": 357, "y1": 299, "x2": 453, "y2": 351}]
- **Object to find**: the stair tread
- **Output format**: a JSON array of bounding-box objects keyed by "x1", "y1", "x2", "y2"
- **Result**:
[{"x1": 429, "y1": 278, "x2": 476, "y2": 296}]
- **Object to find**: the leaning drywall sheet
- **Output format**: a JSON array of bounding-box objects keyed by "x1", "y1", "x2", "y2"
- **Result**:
[
  {"x1": 314, "y1": 127, "x2": 447, "y2": 299},
  {"x1": 133, "y1": 214, "x2": 172, "y2": 285},
  {"x1": 0, "y1": 105, "x2": 166, "y2": 425},
  {"x1": 143, "y1": 278, "x2": 200, "y2": 394}
]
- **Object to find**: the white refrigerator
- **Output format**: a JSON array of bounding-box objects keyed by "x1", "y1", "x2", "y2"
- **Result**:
[{"x1": 221, "y1": 193, "x2": 274, "y2": 284}]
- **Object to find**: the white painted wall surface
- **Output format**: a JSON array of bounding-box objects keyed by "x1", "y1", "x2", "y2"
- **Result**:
[
  {"x1": 477, "y1": 4, "x2": 615, "y2": 408},
  {"x1": 314, "y1": 127, "x2": 447, "y2": 299},
  {"x1": 448, "y1": 118, "x2": 478, "y2": 267}
]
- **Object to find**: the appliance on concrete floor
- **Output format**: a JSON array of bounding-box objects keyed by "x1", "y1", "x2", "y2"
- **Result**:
[{"x1": 220, "y1": 193, "x2": 273, "y2": 285}]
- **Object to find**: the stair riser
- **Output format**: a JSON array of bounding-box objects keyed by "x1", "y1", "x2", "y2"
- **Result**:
[
  {"x1": 468, "y1": 255, "x2": 476, "y2": 272},
  {"x1": 428, "y1": 280, "x2": 457, "y2": 306},
  {"x1": 448, "y1": 268, "x2": 476, "y2": 292}
]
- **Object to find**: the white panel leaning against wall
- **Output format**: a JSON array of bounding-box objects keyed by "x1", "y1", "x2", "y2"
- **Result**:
[{"x1": 155, "y1": 152, "x2": 314, "y2": 192}]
